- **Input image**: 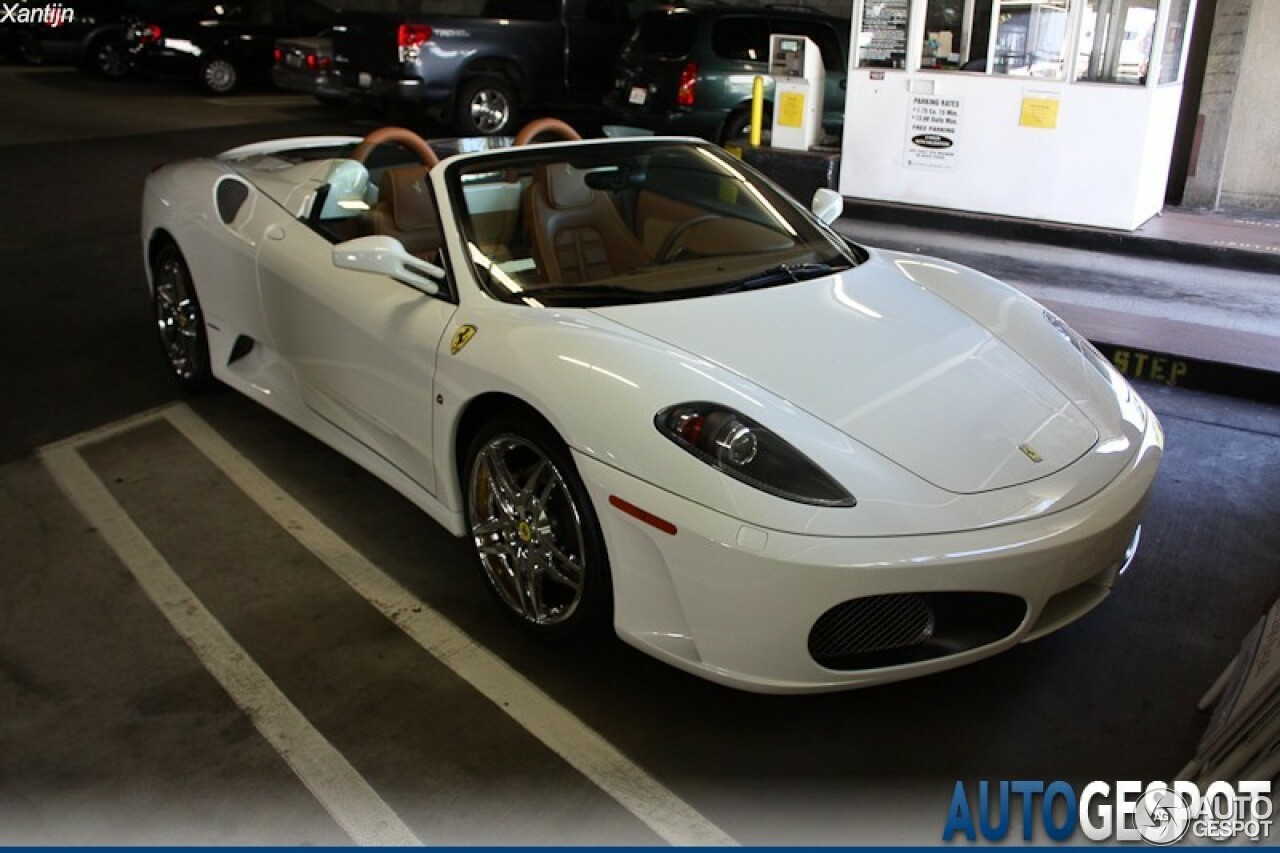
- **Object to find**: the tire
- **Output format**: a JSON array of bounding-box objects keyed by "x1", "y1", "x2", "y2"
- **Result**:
[
  {"x1": 721, "y1": 107, "x2": 771, "y2": 148},
  {"x1": 151, "y1": 243, "x2": 215, "y2": 393},
  {"x1": 464, "y1": 412, "x2": 613, "y2": 639},
  {"x1": 455, "y1": 75, "x2": 516, "y2": 136},
  {"x1": 83, "y1": 33, "x2": 130, "y2": 79},
  {"x1": 198, "y1": 56, "x2": 239, "y2": 95}
]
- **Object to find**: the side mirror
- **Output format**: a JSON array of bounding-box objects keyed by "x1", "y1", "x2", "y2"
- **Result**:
[
  {"x1": 332, "y1": 235, "x2": 442, "y2": 295},
  {"x1": 811, "y1": 188, "x2": 843, "y2": 226}
]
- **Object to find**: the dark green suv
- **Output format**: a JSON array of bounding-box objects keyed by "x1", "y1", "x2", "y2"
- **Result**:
[{"x1": 603, "y1": 2, "x2": 849, "y2": 145}]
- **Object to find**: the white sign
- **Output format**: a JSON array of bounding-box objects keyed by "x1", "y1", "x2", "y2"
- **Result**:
[{"x1": 905, "y1": 95, "x2": 961, "y2": 169}]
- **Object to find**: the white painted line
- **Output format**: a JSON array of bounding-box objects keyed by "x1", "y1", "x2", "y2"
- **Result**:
[
  {"x1": 164, "y1": 403, "x2": 738, "y2": 847},
  {"x1": 39, "y1": 433, "x2": 423, "y2": 848},
  {"x1": 40, "y1": 405, "x2": 177, "y2": 454}
]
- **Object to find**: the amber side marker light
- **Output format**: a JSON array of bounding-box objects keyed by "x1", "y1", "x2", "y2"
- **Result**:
[{"x1": 609, "y1": 495, "x2": 677, "y2": 536}]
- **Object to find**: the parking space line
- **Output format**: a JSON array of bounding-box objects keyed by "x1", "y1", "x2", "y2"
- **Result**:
[
  {"x1": 41, "y1": 405, "x2": 178, "y2": 453},
  {"x1": 163, "y1": 403, "x2": 738, "y2": 848},
  {"x1": 39, "y1": 431, "x2": 424, "y2": 848}
]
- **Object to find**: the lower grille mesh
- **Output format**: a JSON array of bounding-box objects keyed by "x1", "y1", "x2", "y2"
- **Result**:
[
  {"x1": 808, "y1": 592, "x2": 1028, "y2": 671},
  {"x1": 809, "y1": 594, "x2": 935, "y2": 660}
]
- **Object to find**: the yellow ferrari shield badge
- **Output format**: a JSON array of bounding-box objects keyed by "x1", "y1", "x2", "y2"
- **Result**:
[
  {"x1": 1019, "y1": 443, "x2": 1044, "y2": 464},
  {"x1": 450, "y1": 324, "x2": 477, "y2": 355}
]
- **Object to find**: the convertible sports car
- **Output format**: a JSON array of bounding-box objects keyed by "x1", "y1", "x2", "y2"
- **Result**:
[{"x1": 142, "y1": 119, "x2": 1163, "y2": 693}]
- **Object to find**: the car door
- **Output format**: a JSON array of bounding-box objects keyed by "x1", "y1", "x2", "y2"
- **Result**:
[{"x1": 255, "y1": 218, "x2": 456, "y2": 495}]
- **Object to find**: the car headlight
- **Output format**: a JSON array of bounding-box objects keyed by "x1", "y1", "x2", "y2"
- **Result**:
[
  {"x1": 655, "y1": 403, "x2": 856, "y2": 507},
  {"x1": 1042, "y1": 309, "x2": 1146, "y2": 426},
  {"x1": 1043, "y1": 309, "x2": 1113, "y2": 380}
]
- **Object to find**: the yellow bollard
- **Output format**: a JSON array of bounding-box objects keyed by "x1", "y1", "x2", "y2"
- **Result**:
[{"x1": 750, "y1": 76, "x2": 765, "y2": 148}]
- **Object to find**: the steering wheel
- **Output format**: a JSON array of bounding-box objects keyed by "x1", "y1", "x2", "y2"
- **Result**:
[
  {"x1": 655, "y1": 215, "x2": 723, "y2": 263},
  {"x1": 513, "y1": 117, "x2": 582, "y2": 146},
  {"x1": 349, "y1": 126, "x2": 439, "y2": 167}
]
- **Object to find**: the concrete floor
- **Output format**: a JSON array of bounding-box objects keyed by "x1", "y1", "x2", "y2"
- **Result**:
[{"x1": 1, "y1": 62, "x2": 1278, "y2": 845}]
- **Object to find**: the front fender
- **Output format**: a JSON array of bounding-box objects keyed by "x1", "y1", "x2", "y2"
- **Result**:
[
  {"x1": 433, "y1": 296, "x2": 1159, "y2": 540},
  {"x1": 431, "y1": 303, "x2": 955, "y2": 538}
]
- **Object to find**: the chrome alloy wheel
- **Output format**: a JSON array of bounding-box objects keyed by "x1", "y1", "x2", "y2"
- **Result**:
[
  {"x1": 201, "y1": 58, "x2": 237, "y2": 94},
  {"x1": 468, "y1": 87, "x2": 511, "y2": 135},
  {"x1": 469, "y1": 435, "x2": 587, "y2": 627},
  {"x1": 94, "y1": 39, "x2": 129, "y2": 78},
  {"x1": 153, "y1": 255, "x2": 203, "y2": 382}
]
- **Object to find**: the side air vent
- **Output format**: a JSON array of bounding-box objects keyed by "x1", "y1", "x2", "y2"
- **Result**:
[
  {"x1": 216, "y1": 178, "x2": 250, "y2": 225},
  {"x1": 809, "y1": 592, "x2": 1027, "y2": 671},
  {"x1": 228, "y1": 335, "x2": 255, "y2": 364}
]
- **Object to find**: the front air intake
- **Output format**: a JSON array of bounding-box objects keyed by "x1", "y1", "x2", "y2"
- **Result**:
[{"x1": 809, "y1": 592, "x2": 1027, "y2": 671}]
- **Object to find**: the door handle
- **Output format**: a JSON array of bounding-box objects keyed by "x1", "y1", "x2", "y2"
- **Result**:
[{"x1": 265, "y1": 224, "x2": 286, "y2": 241}]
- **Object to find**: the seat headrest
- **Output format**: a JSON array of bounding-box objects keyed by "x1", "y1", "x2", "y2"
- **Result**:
[
  {"x1": 542, "y1": 163, "x2": 593, "y2": 210},
  {"x1": 316, "y1": 158, "x2": 371, "y2": 220},
  {"x1": 377, "y1": 165, "x2": 436, "y2": 231}
]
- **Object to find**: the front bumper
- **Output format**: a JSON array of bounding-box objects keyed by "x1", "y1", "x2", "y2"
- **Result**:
[{"x1": 577, "y1": 412, "x2": 1162, "y2": 693}]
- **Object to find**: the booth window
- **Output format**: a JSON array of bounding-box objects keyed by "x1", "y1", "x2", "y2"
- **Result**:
[
  {"x1": 990, "y1": 0, "x2": 1070, "y2": 78},
  {"x1": 922, "y1": 0, "x2": 964, "y2": 68},
  {"x1": 921, "y1": 0, "x2": 995, "y2": 70},
  {"x1": 916, "y1": 0, "x2": 1067, "y2": 76},
  {"x1": 867, "y1": 0, "x2": 1188, "y2": 82},
  {"x1": 1076, "y1": 0, "x2": 1156, "y2": 84},
  {"x1": 858, "y1": 0, "x2": 910, "y2": 68}
]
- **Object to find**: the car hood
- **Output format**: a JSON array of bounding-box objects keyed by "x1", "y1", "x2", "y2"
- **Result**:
[{"x1": 592, "y1": 258, "x2": 1099, "y2": 495}]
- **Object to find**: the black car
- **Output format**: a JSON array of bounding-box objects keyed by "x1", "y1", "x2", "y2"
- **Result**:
[
  {"x1": 1, "y1": 0, "x2": 164, "y2": 77},
  {"x1": 272, "y1": 35, "x2": 349, "y2": 105},
  {"x1": 127, "y1": 0, "x2": 336, "y2": 94},
  {"x1": 603, "y1": 2, "x2": 849, "y2": 146}
]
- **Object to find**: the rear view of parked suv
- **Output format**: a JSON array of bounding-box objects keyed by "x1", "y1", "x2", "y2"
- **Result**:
[{"x1": 603, "y1": 2, "x2": 849, "y2": 146}]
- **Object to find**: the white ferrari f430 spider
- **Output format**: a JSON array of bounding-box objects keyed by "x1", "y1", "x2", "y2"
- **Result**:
[{"x1": 142, "y1": 120, "x2": 1162, "y2": 692}]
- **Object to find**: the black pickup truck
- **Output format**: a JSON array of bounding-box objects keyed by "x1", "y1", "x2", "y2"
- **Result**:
[{"x1": 332, "y1": 0, "x2": 632, "y2": 136}]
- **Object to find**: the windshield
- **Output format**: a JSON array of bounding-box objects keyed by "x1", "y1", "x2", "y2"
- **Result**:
[{"x1": 449, "y1": 141, "x2": 863, "y2": 308}]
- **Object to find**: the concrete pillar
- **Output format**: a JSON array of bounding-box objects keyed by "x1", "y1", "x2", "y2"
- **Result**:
[
  {"x1": 1219, "y1": 0, "x2": 1280, "y2": 209},
  {"x1": 1181, "y1": 0, "x2": 1253, "y2": 209}
]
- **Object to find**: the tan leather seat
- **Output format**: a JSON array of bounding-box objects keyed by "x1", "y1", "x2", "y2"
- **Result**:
[
  {"x1": 525, "y1": 163, "x2": 650, "y2": 284},
  {"x1": 368, "y1": 165, "x2": 443, "y2": 259}
]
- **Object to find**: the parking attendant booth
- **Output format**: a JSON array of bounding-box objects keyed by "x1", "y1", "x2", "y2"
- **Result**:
[{"x1": 838, "y1": 0, "x2": 1197, "y2": 229}]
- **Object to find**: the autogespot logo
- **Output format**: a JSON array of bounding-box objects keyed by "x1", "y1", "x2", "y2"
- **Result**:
[
  {"x1": 1, "y1": 2, "x2": 75, "y2": 27},
  {"x1": 942, "y1": 779, "x2": 1273, "y2": 844}
]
